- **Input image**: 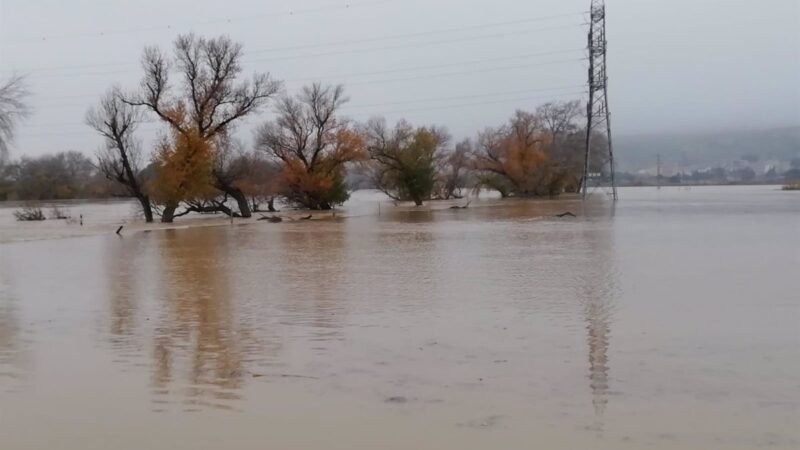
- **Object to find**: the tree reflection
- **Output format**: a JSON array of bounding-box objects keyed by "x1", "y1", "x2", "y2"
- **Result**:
[
  {"x1": 0, "y1": 256, "x2": 27, "y2": 386},
  {"x1": 277, "y1": 227, "x2": 347, "y2": 342},
  {"x1": 151, "y1": 228, "x2": 252, "y2": 410},
  {"x1": 105, "y1": 237, "x2": 144, "y2": 347},
  {"x1": 0, "y1": 282, "x2": 20, "y2": 379}
]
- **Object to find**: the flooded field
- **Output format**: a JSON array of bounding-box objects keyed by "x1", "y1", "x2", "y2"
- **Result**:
[{"x1": 1, "y1": 186, "x2": 798, "y2": 449}]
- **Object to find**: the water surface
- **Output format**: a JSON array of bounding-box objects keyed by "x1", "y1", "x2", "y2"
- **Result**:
[{"x1": 1, "y1": 186, "x2": 798, "y2": 449}]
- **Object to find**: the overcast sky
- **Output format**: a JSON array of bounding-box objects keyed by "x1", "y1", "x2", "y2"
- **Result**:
[{"x1": 1, "y1": 0, "x2": 798, "y2": 158}]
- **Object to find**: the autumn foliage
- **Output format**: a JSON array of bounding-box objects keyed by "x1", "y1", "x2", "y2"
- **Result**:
[
  {"x1": 150, "y1": 112, "x2": 216, "y2": 222},
  {"x1": 473, "y1": 104, "x2": 585, "y2": 197},
  {"x1": 123, "y1": 34, "x2": 280, "y2": 219},
  {"x1": 256, "y1": 84, "x2": 367, "y2": 210},
  {"x1": 79, "y1": 33, "x2": 599, "y2": 222}
]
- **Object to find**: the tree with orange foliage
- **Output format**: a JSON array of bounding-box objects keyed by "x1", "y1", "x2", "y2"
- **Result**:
[
  {"x1": 473, "y1": 106, "x2": 589, "y2": 197},
  {"x1": 474, "y1": 110, "x2": 550, "y2": 197},
  {"x1": 256, "y1": 84, "x2": 366, "y2": 210},
  {"x1": 148, "y1": 107, "x2": 216, "y2": 222},
  {"x1": 123, "y1": 34, "x2": 281, "y2": 219}
]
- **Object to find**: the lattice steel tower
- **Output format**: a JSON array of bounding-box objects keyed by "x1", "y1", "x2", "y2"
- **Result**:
[{"x1": 582, "y1": 0, "x2": 618, "y2": 200}]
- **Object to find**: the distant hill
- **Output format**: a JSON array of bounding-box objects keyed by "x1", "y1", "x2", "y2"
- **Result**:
[{"x1": 615, "y1": 127, "x2": 800, "y2": 172}]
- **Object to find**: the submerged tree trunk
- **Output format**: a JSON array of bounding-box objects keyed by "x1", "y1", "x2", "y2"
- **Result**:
[
  {"x1": 229, "y1": 188, "x2": 251, "y2": 218},
  {"x1": 216, "y1": 181, "x2": 251, "y2": 218},
  {"x1": 137, "y1": 195, "x2": 154, "y2": 223},
  {"x1": 186, "y1": 201, "x2": 234, "y2": 217},
  {"x1": 413, "y1": 197, "x2": 424, "y2": 206},
  {"x1": 161, "y1": 204, "x2": 177, "y2": 223}
]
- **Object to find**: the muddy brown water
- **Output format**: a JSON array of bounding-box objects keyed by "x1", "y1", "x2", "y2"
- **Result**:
[{"x1": 1, "y1": 187, "x2": 798, "y2": 449}]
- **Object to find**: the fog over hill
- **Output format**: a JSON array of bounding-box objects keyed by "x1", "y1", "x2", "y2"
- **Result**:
[{"x1": 615, "y1": 126, "x2": 800, "y2": 173}]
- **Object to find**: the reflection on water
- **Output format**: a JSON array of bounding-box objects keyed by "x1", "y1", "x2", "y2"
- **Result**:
[
  {"x1": 106, "y1": 237, "x2": 141, "y2": 345},
  {"x1": 1, "y1": 187, "x2": 799, "y2": 450},
  {"x1": 586, "y1": 297, "x2": 612, "y2": 429},
  {"x1": 0, "y1": 267, "x2": 22, "y2": 384},
  {"x1": 152, "y1": 230, "x2": 247, "y2": 411},
  {"x1": 0, "y1": 254, "x2": 33, "y2": 392},
  {"x1": 576, "y1": 205, "x2": 618, "y2": 433},
  {"x1": 276, "y1": 228, "x2": 348, "y2": 342}
]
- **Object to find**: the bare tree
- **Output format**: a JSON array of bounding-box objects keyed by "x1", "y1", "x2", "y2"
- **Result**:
[
  {"x1": 86, "y1": 89, "x2": 154, "y2": 222},
  {"x1": 123, "y1": 34, "x2": 282, "y2": 218},
  {"x1": 436, "y1": 139, "x2": 473, "y2": 200},
  {"x1": 537, "y1": 100, "x2": 585, "y2": 192},
  {"x1": 0, "y1": 75, "x2": 31, "y2": 161},
  {"x1": 218, "y1": 145, "x2": 281, "y2": 213},
  {"x1": 537, "y1": 100, "x2": 582, "y2": 143},
  {"x1": 256, "y1": 83, "x2": 366, "y2": 210}
]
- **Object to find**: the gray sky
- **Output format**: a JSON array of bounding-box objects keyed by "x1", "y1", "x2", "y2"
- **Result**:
[{"x1": 1, "y1": 0, "x2": 798, "y2": 158}]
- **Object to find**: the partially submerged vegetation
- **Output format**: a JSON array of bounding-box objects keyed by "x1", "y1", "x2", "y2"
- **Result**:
[
  {"x1": 3, "y1": 34, "x2": 609, "y2": 224},
  {"x1": 256, "y1": 84, "x2": 365, "y2": 210},
  {"x1": 49, "y1": 206, "x2": 71, "y2": 220},
  {"x1": 12, "y1": 205, "x2": 72, "y2": 222},
  {"x1": 13, "y1": 206, "x2": 45, "y2": 221}
]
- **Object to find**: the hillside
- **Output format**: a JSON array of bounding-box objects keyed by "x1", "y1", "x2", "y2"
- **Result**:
[{"x1": 615, "y1": 127, "x2": 800, "y2": 172}]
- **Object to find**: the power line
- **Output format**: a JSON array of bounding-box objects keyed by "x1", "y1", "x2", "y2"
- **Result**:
[
  {"x1": 34, "y1": 48, "x2": 584, "y2": 101},
  {"x1": 346, "y1": 91, "x2": 587, "y2": 118},
  {"x1": 1, "y1": 12, "x2": 585, "y2": 74},
  {"x1": 23, "y1": 84, "x2": 585, "y2": 128},
  {"x1": 3, "y1": 6, "x2": 592, "y2": 144},
  {"x1": 342, "y1": 85, "x2": 586, "y2": 110},
  {"x1": 244, "y1": 12, "x2": 586, "y2": 55},
  {"x1": 330, "y1": 58, "x2": 584, "y2": 87},
  {"x1": 23, "y1": 85, "x2": 585, "y2": 129},
  {"x1": 0, "y1": 0, "x2": 398, "y2": 44},
  {"x1": 16, "y1": 90, "x2": 587, "y2": 138},
  {"x1": 244, "y1": 24, "x2": 585, "y2": 63},
  {"x1": 28, "y1": 56, "x2": 585, "y2": 108},
  {"x1": 16, "y1": 23, "x2": 586, "y2": 79}
]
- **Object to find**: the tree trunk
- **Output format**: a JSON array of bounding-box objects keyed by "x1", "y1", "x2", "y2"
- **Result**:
[
  {"x1": 413, "y1": 196, "x2": 424, "y2": 206},
  {"x1": 229, "y1": 188, "x2": 251, "y2": 218},
  {"x1": 267, "y1": 197, "x2": 276, "y2": 213},
  {"x1": 161, "y1": 204, "x2": 177, "y2": 223},
  {"x1": 138, "y1": 195, "x2": 154, "y2": 223},
  {"x1": 216, "y1": 181, "x2": 251, "y2": 218}
]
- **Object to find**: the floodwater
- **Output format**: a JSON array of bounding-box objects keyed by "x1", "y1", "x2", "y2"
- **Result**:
[{"x1": 0, "y1": 187, "x2": 798, "y2": 449}]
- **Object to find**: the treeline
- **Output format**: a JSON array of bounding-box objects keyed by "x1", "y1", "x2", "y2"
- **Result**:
[
  {"x1": 0, "y1": 151, "x2": 120, "y2": 200},
  {"x1": 9, "y1": 35, "x2": 606, "y2": 222}
]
